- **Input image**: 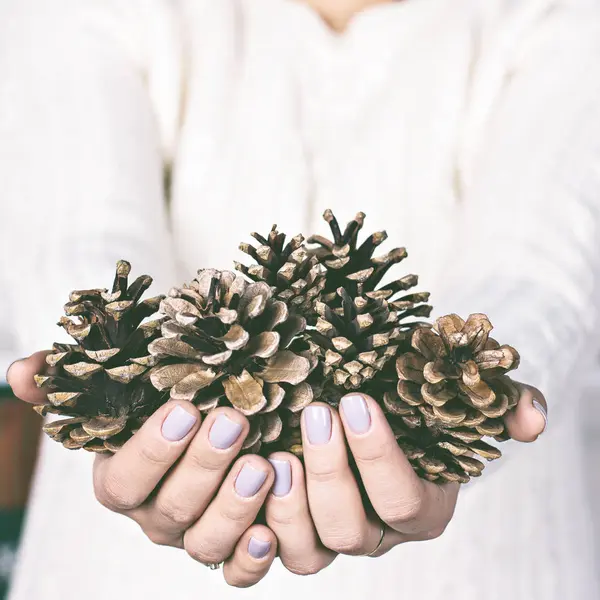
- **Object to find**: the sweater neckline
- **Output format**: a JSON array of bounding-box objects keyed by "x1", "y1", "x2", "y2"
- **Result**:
[
  {"x1": 283, "y1": 0, "x2": 423, "y2": 37},
  {"x1": 275, "y1": 0, "x2": 460, "y2": 38},
  {"x1": 271, "y1": 0, "x2": 477, "y2": 67}
]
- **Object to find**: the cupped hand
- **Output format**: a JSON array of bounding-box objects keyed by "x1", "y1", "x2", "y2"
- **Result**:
[
  {"x1": 7, "y1": 353, "x2": 548, "y2": 583},
  {"x1": 263, "y1": 386, "x2": 547, "y2": 573},
  {"x1": 7, "y1": 352, "x2": 279, "y2": 588}
]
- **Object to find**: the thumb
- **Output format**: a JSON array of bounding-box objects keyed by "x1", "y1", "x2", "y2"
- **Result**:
[
  {"x1": 6, "y1": 351, "x2": 51, "y2": 404},
  {"x1": 503, "y1": 382, "x2": 548, "y2": 443}
]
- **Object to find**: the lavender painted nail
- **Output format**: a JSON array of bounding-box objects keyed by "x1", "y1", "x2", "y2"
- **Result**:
[
  {"x1": 161, "y1": 406, "x2": 197, "y2": 441},
  {"x1": 268, "y1": 459, "x2": 292, "y2": 497},
  {"x1": 341, "y1": 394, "x2": 371, "y2": 434},
  {"x1": 209, "y1": 414, "x2": 243, "y2": 449},
  {"x1": 532, "y1": 399, "x2": 548, "y2": 433},
  {"x1": 235, "y1": 463, "x2": 267, "y2": 497},
  {"x1": 248, "y1": 537, "x2": 271, "y2": 559},
  {"x1": 304, "y1": 405, "x2": 331, "y2": 445}
]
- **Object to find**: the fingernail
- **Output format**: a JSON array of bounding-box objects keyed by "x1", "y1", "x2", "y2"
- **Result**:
[
  {"x1": 161, "y1": 405, "x2": 198, "y2": 441},
  {"x1": 248, "y1": 537, "x2": 271, "y2": 559},
  {"x1": 268, "y1": 459, "x2": 292, "y2": 497},
  {"x1": 532, "y1": 399, "x2": 548, "y2": 433},
  {"x1": 235, "y1": 463, "x2": 267, "y2": 498},
  {"x1": 341, "y1": 394, "x2": 371, "y2": 434},
  {"x1": 304, "y1": 405, "x2": 331, "y2": 445},
  {"x1": 209, "y1": 414, "x2": 243, "y2": 449}
]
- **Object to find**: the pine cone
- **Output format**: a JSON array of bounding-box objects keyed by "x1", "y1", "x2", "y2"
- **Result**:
[
  {"x1": 308, "y1": 210, "x2": 429, "y2": 314},
  {"x1": 34, "y1": 261, "x2": 166, "y2": 453},
  {"x1": 385, "y1": 313, "x2": 520, "y2": 483},
  {"x1": 308, "y1": 286, "x2": 429, "y2": 400},
  {"x1": 235, "y1": 225, "x2": 326, "y2": 317},
  {"x1": 147, "y1": 269, "x2": 318, "y2": 455}
]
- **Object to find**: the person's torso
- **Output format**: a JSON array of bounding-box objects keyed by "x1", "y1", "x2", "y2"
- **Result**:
[
  {"x1": 169, "y1": 0, "x2": 478, "y2": 295},
  {"x1": 12, "y1": 2, "x2": 600, "y2": 600}
]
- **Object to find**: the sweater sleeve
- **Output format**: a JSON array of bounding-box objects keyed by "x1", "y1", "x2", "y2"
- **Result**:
[
  {"x1": 0, "y1": 0, "x2": 183, "y2": 377},
  {"x1": 438, "y1": 4, "x2": 600, "y2": 412}
]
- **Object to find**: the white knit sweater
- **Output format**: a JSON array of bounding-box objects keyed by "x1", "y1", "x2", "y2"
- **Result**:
[{"x1": 1, "y1": 0, "x2": 600, "y2": 599}]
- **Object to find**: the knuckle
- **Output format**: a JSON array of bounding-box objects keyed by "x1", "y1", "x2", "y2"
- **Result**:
[
  {"x1": 137, "y1": 441, "x2": 172, "y2": 469},
  {"x1": 322, "y1": 530, "x2": 365, "y2": 556},
  {"x1": 96, "y1": 471, "x2": 141, "y2": 511},
  {"x1": 144, "y1": 529, "x2": 167, "y2": 546},
  {"x1": 220, "y1": 500, "x2": 253, "y2": 525},
  {"x1": 144, "y1": 527, "x2": 181, "y2": 548},
  {"x1": 305, "y1": 465, "x2": 339, "y2": 485},
  {"x1": 354, "y1": 438, "x2": 395, "y2": 466},
  {"x1": 192, "y1": 453, "x2": 226, "y2": 474},
  {"x1": 154, "y1": 498, "x2": 195, "y2": 529},
  {"x1": 381, "y1": 493, "x2": 423, "y2": 525},
  {"x1": 186, "y1": 445, "x2": 230, "y2": 474},
  {"x1": 284, "y1": 559, "x2": 325, "y2": 576},
  {"x1": 266, "y1": 503, "x2": 303, "y2": 529},
  {"x1": 184, "y1": 537, "x2": 223, "y2": 566},
  {"x1": 266, "y1": 510, "x2": 295, "y2": 528}
]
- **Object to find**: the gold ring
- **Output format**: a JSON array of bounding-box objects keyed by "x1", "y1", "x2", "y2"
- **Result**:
[{"x1": 366, "y1": 523, "x2": 386, "y2": 557}]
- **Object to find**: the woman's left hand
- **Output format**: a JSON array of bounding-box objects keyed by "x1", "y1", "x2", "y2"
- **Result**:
[{"x1": 253, "y1": 387, "x2": 547, "y2": 580}]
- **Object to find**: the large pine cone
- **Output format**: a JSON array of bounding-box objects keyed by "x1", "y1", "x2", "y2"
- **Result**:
[
  {"x1": 147, "y1": 269, "x2": 317, "y2": 455},
  {"x1": 384, "y1": 313, "x2": 521, "y2": 483},
  {"x1": 34, "y1": 261, "x2": 166, "y2": 453},
  {"x1": 235, "y1": 225, "x2": 326, "y2": 317}
]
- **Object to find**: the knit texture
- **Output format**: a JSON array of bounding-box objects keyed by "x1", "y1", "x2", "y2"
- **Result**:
[{"x1": 1, "y1": 0, "x2": 599, "y2": 599}]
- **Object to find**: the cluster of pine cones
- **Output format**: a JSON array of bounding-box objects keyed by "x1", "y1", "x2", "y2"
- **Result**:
[{"x1": 34, "y1": 210, "x2": 521, "y2": 484}]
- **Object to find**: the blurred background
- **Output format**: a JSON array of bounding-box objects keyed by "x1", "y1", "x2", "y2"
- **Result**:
[
  {"x1": 584, "y1": 382, "x2": 600, "y2": 562},
  {"x1": 0, "y1": 389, "x2": 40, "y2": 599},
  {"x1": 1, "y1": 0, "x2": 599, "y2": 599}
]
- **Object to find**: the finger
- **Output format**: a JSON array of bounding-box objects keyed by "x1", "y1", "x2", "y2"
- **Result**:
[
  {"x1": 504, "y1": 382, "x2": 548, "y2": 442},
  {"x1": 265, "y1": 452, "x2": 336, "y2": 575},
  {"x1": 6, "y1": 352, "x2": 51, "y2": 404},
  {"x1": 184, "y1": 455, "x2": 274, "y2": 566},
  {"x1": 339, "y1": 393, "x2": 459, "y2": 538},
  {"x1": 141, "y1": 408, "x2": 249, "y2": 546},
  {"x1": 301, "y1": 403, "x2": 381, "y2": 555},
  {"x1": 223, "y1": 525, "x2": 277, "y2": 588},
  {"x1": 93, "y1": 401, "x2": 200, "y2": 513}
]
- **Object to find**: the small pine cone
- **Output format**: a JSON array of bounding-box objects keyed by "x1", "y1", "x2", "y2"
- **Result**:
[
  {"x1": 147, "y1": 269, "x2": 318, "y2": 455},
  {"x1": 308, "y1": 210, "x2": 431, "y2": 315},
  {"x1": 309, "y1": 287, "x2": 425, "y2": 395},
  {"x1": 33, "y1": 261, "x2": 166, "y2": 453},
  {"x1": 235, "y1": 225, "x2": 327, "y2": 317},
  {"x1": 385, "y1": 313, "x2": 521, "y2": 483}
]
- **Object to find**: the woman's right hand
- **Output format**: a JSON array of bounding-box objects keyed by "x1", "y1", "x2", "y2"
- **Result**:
[{"x1": 7, "y1": 352, "x2": 279, "y2": 588}]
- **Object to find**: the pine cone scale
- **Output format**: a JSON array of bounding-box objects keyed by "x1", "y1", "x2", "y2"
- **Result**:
[
  {"x1": 170, "y1": 369, "x2": 219, "y2": 402},
  {"x1": 222, "y1": 371, "x2": 267, "y2": 415}
]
